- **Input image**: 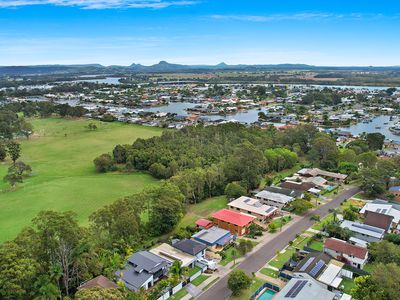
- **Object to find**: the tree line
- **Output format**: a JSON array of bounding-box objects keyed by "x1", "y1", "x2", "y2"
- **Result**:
[{"x1": 0, "y1": 181, "x2": 185, "y2": 299}]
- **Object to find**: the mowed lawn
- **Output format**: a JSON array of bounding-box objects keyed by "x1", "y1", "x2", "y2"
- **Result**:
[{"x1": 0, "y1": 118, "x2": 162, "y2": 242}]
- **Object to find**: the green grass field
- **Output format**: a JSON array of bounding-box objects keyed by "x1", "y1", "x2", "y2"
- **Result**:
[{"x1": 0, "y1": 118, "x2": 162, "y2": 242}]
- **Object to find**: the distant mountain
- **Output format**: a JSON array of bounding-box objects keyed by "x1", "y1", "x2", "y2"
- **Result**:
[{"x1": 1, "y1": 61, "x2": 400, "y2": 76}]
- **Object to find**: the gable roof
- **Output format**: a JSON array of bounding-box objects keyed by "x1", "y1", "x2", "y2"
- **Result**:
[
  {"x1": 172, "y1": 239, "x2": 207, "y2": 256},
  {"x1": 211, "y1": 209, "x2": 256, "y2": 227},
  {"x1": 324, "y1": 238, "x2": 368, "y2": 259},
  {"x1": 195, "y1": 218, "x2": 213, "y2": 229},
  {"x1": 364, "y1": 210, "x2": 393, "y2": 232},
  {"x1": 78, "y1": 275, "x2": 118, "y2": 290}
]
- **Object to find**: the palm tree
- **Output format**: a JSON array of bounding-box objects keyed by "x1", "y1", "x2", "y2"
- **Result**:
[
  {"x1": 169, "y1": 260, "x2": 189, "y2": 282},
  {"x1": 329, "y1": 208, "x2": 340, "y2": 223}
]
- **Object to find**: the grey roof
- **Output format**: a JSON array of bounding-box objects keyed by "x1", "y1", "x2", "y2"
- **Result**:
[
  {"x1": 274, "y1": 278, "x2": 335, "y2": 300},
  {"x1": 192, "y1": 226, "x2": 231, "y2": 244},
  {"x1": 172, "y1": 239, "x2": 207, "y2": 256},
  {"x1": 115, "y1": 251, "x2": 169, "y2": 290},
  {"x1": 340, "y1": 220, "x2": 385, "y2": 239},
  {"x1": 127, "y1": 251, "x2": 169, "y2": 273},
  {"x1": 255, "y1": 190, "x2": 294, "y2": 204},
  {"x1": 264, "y1": 186, "x2": 303, "y2": 198}
]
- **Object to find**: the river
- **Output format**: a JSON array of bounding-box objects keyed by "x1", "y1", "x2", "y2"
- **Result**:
[{"x1": 336, "y1": 115, "x2": 400, "y2": 142}]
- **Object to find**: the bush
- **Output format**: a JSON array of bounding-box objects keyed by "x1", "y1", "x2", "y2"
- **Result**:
[
  {"x1": 0, "y1": 144, "x2": 6, "y2": 161},
  {"x1": 228, "y1": 269, "x2": 252, "y2": 295},
  {"x1": 225, "y1": 181, "x2": 247, "y2": 199},
  {"x1": 93, "y1": 153, "x2": 115, "y2": 172}
]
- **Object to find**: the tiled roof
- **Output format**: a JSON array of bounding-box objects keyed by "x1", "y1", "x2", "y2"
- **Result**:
[
  {"x1": 324, "y1": 238, "x2": 368, "y2": 259},
  {"x1": 78, "y1": 275, "x2": 118, "y2": 289},
  {"x1": 364, "y1": 210, "x2": 393, "y2": 231}
]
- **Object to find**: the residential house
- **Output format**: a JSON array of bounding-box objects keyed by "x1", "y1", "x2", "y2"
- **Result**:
[
  {"x1": 78, "y1": 275, "x2": 118, "y2": 290},
  {"x1": 298, "y1": 168, "x2": 347, "y2": 181},
  {"x1": 192, "y1": 226, "x2": 234, "y2": 249},
  {"x1": 115, "y1": 251, "x2": 170, "y2": 291},
  {"x1": 149, "y1": 243, "x2": 196, "y2": 268},
  {"x1": 360, "y1": 201, "x2": 400, "y2": 229},
  {"x1": 279, "y1": 181, "x2": 316, "y2": 192},
  {"x1": 363, "y1": 210, "x2": 394, "y2": 233},
  {"x1": 227, "y1": 196, "x2": 278, "y2": 222},
  {"x1": 172, "y1": 239, "x2": 207, "y2": 260},
  {"x1": 293, "y1": 252, "x2": 345, "y2": 291},
  {"x1": 340, "y1": 220, "x2": 385, "y2": 243},
  {"x1": 388, "y1": 186, "x2": 400, "y2": 201},
  {"x1": 195, "y1": 218, "x2": 213, "y2": 229},
  {"x1": 324, "y1": 238, "x2": 368, "y2": 269},
  {"x1": 211, "y1": 209, "x2": 256, "y2": 236},
  {"x1": 264, "y1": 186, "x2": 304, "y2": 199},
  {"x1": 273, "y1": 277, "x2": 336, "y2": 300},
  {"x1": 255, "y1": 190, "x2": 294, "y2": 209}
]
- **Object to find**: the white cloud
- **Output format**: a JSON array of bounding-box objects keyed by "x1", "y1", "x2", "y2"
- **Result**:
[
  {"x1": 0, "y1": 0, "x2": 197, "y2": 9},
  {"x1": 208, "y1": 12, "x2": 384, "y2": 22}
]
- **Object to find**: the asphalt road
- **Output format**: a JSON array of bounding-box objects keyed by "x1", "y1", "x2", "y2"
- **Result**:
[{"x1": 197, "y1": 186, "x2": 361, "y2": 300}]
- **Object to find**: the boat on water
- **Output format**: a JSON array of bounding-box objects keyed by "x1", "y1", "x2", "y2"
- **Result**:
[
  {"x1": 375, "y1": 126, "x2": 382, "y2": 129},
  {"x1": 389, "y1": 123, "x2": 400, "y2": 135}
]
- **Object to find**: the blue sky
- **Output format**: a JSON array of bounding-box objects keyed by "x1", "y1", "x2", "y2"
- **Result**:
[{"x1": 0, "y1": 0, "x2": 399, "y2": 66}]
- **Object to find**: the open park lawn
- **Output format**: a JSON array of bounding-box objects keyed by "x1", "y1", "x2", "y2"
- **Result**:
[{"x1": 0, "y1": 118, "x2": 162, "y2": 242}]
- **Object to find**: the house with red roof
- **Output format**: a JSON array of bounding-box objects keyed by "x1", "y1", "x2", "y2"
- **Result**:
[
  {"x1": 324, "y1": 238, "x2": 368, "y2": 269},
  {"x1": 195, "y1": 218, "x2": 213, "y2": 229},
  {"x1": 211, "y1": 209, "x2": 256, "y2": 236}
]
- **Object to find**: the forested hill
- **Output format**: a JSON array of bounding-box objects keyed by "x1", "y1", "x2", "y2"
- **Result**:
[{"x1": 2, "y1": 62, "x2": 400, "y2": 75}]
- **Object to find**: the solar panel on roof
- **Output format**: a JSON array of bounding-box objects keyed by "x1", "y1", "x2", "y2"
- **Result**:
[
  {"x1": 299, "y1": 257, "x2": 315, "y2": 271},
  {"x1": 244, "y1": 198, "x2": 250, "y2": 203},
  {"x1": 291, "y1": 280, "x2": 307, "y2": 298},
  {"x1": 309, "y1": 259, "x2": 325, "y2": 277},
  {"x1": 265, "y1": 207, "x2": 275, "y2": 213},
  {"x1": 285, "y1": 280, "x2": 304, "y2": 297},
  {"x1": 382, "y1": 209, "x2": 387, "y2": 214},
  {"x1": 376, "y1": 208, "x2": 381, "y2": 213}
]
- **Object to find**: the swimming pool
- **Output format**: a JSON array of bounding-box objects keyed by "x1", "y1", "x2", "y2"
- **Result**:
[{"x1": 256, "y1": 289, "x2": 276, "y2": 300}]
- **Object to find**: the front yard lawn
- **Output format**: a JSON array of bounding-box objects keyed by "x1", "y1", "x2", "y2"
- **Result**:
[
  {"x1": 308, "y1": 240, "x2": 324, "y2": 251},
  {"x1": 260, "y1": 268, "x2": 279, "y2": 278},
  {"x1": 168, "y1": 288, "x2": 188, "y2": 300},
  {"x1": 312, "y1": 213, "x2": 334, "y2": 230},
  {"x1": 269, "y1": 235, "x2": 312, "y2": 269},
  {"x1": 188, "y1": 266, "x2": 201, "y2": 277},
  {"x1": 220, "y1": 247, "x2": 242, "y2": 266},
  {"x1": 191, "y1": 274, "x2": 210, "y2": 286}
]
